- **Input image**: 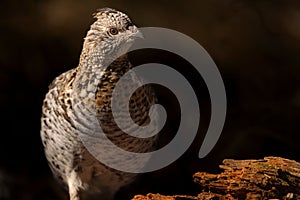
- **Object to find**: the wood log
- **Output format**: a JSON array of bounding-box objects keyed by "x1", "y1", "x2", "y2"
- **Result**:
[{"x1": 132, "y1": 157, "x2": 300, "y2": 200}]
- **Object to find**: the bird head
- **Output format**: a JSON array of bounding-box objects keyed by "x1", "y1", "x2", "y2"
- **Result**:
[{"x1": 83, "y1": 8, "x2": 143, "y2": 60}]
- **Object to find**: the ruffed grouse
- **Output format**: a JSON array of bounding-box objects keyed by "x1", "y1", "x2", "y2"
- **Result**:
[{"x1": 40, "y1": 8, "x2": 157, "y2": 200}]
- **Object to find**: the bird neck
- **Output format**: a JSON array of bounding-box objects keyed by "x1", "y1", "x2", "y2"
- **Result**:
[
  {"x1": 79, "y1": 49, "x2": 106, "y2": 72},
  {"x1": 70, "y1": 47, "x2": 132, "y2": 141},
  {"x1": 73, "y1": 47, "x2": 130, "y2": 104}
]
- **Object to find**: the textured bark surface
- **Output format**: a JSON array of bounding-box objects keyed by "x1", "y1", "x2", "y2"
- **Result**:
[{"x1": 132, "y1": 157, "x2": 300, "y2": 200}]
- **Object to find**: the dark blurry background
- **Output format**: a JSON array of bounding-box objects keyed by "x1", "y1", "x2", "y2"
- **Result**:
[{"x1": 1, "y1": 0, "x2": 300, "y2": 199}]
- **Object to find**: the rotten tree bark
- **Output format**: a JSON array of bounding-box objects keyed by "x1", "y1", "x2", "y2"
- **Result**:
[{"x1": 132, "y1": 157, "x2": 300, "y2": 200}]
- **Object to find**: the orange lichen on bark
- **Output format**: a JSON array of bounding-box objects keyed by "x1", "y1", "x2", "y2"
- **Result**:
[{"x1": 132, "y1": 157, "x2": 300, "y2": 200}]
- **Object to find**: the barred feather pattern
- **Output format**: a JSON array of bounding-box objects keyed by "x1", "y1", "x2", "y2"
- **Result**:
[{"x1": 40, "y1": 8, "x2": 157, "y2": 200}]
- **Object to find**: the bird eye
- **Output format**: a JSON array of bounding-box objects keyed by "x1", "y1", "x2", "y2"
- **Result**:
[{"x1": 109, "y1": 28, "x2": 119, "y2": 35}]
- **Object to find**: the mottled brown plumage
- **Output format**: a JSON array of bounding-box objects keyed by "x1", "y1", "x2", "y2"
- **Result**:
[{"x1": 40, "y1": 8, "x2": 157, "y2": 200}]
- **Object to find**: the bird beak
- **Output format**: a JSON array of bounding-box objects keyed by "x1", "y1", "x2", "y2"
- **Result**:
[
  {"x1": 130, "y1": 26, "x2": 144, "y2": 39},
  {"x1": 133, "y1": 30, "x2": 144, "y2": 39}
]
